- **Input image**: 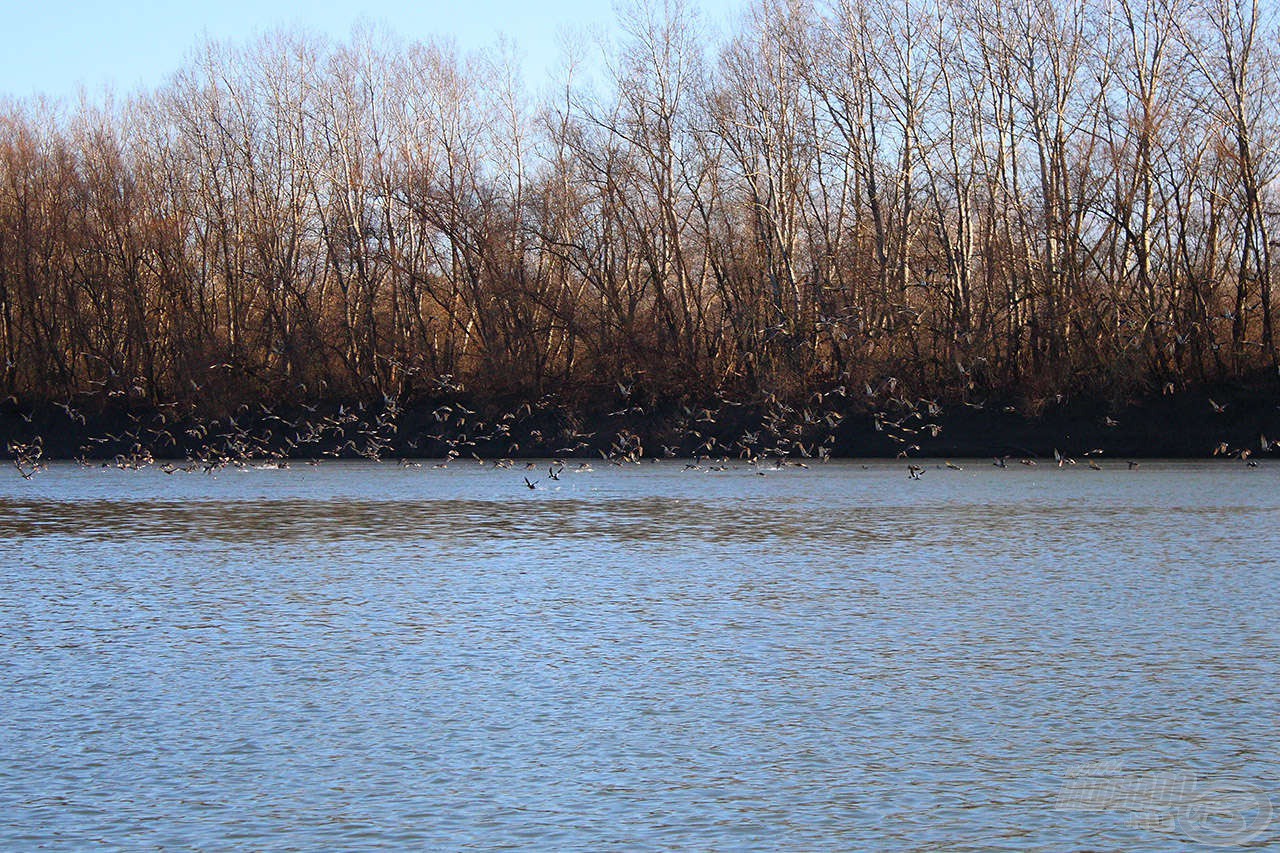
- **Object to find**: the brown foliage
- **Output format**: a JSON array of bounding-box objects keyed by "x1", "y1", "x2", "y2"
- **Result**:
[{"x1": 1, "y1": 0, "x2": 1278, "y2": 412}]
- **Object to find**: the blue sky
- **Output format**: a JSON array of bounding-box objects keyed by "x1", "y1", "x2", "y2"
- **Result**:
[{"x1": 1, "y1": 0, "x2": 747, "y2": 103}]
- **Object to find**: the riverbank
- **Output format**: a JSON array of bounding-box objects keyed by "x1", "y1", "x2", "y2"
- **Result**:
[{"x1": 4, "y1": 374, "x2": 1279, "y2": 466}]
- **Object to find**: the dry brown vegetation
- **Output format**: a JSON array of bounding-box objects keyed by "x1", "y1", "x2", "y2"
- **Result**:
[{"x1": 1, "y1": 0, "x2": 1278, "y2": 418}]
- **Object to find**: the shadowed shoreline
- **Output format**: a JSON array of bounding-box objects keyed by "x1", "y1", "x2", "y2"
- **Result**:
[{"x1": 5, "y1": 373, "x2": 1279, "y2": 467}]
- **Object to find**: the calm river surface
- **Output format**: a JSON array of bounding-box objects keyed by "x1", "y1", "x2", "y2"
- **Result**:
[{"x1": 1, "y1": 460, "x2": 1277, "y2": 850}]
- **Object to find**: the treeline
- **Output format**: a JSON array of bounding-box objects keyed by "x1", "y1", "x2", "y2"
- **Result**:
[{"x1": 1, "y1": 0, "x2": 1278, "y2": 414}]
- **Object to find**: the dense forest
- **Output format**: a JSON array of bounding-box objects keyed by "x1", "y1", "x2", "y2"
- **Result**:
[{"x1": 2, "y1": 0, "x2": 1280, "y2": 461}]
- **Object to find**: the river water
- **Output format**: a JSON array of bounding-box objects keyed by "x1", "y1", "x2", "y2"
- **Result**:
[{"x1": 0, "y1": 460, "x2": 1276, "y2": 850}]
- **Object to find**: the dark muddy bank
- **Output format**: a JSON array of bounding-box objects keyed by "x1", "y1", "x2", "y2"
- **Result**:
[{"x1": 4, "y1": 375, "x2": 1279, "y2": 467}]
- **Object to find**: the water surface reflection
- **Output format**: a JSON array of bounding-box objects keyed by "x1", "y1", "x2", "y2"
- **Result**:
[{"x1": 0, "y1": 461, "x2": 1276, "y2": 849}]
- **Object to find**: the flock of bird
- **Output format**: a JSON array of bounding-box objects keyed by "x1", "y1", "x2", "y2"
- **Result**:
[
  {"x1": 1, "y1": 380, "x2": 849, "y2": 481},
  {"x1": 2, "y1": 377, "x2": 1275, "y2": 483}
]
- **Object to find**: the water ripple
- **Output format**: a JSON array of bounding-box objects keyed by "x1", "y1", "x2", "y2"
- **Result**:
[{"x1": 0, "y1": 462, "x2": 1277, "y2": 850}]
